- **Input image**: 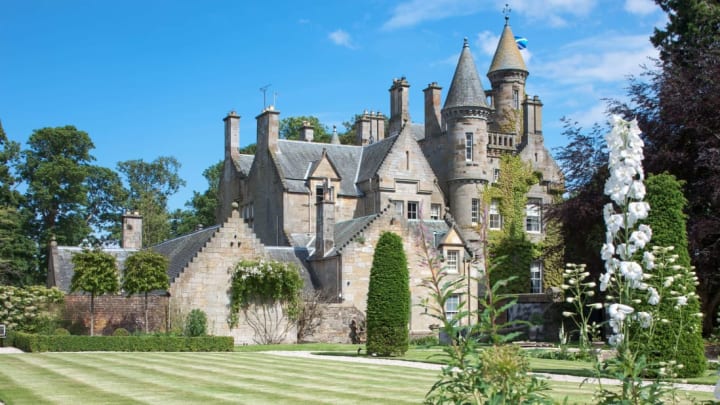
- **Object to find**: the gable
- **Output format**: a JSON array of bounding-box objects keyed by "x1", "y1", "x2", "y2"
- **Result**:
[
  {"x1": 375, "y1": 129, "x2": 438, "y2": 194},
  {"x1": 439, "y1": 227, "x2": 464, "y2": 247},
  {"x1": 308, "y1": 153, "x2": 340, "y2": 181}
]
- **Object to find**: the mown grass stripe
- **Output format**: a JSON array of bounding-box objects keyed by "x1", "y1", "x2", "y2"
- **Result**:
[
  {"x1": 119, "y1": 352, "x2": 427, "y2": 404},
  {"x1": 0, "y1": 358, "x2": 49, "y2": 405},
  {"x1": 1, "y1": 354, "x2": 142, "y2": 404},
  {"x1": 41, "y1": 353, "x2": 238, "y2": 405},
  {"x1": 72, "y1": 352, "x2": 351, "y2": 404}
]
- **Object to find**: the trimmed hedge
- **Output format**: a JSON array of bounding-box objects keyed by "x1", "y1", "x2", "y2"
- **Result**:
[
  {"x1": 11, "y1": 332, "x2": 233, "y2": 352},
  {"x1": 366, "y1": 232, "x2": 409, "y2": 357}
]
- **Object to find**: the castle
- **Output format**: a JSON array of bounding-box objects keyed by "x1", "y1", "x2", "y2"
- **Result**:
[{"x1": 49, "y1": 19, "x2": 562, "y2": 343}]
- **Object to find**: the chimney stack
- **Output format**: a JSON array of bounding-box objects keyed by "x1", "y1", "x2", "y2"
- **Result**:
[
  {"x1": 122, "y1": 211, "x2": 143, "y2": 249},
  {"x1": 224, "y1": 111, "x2": 240, "y2": 159},
  {"x1": 389, "y1": 77, "x2": 410, "y2": 136},
  {"x1": 300, "y1": 120, "x2": 314, "y2": 142},
  {"x1": 315, "y1": 178, "x2": 335, "y2": 257},
  {"x1": 423, "y1": 82, "x2": 442, "y2": 138},
  {"x1": 256, "y1": 106, "x2": 280, "y2": 152}
]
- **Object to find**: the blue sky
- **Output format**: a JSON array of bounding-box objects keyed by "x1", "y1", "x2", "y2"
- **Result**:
[{"x1": 0, "y1": 0, "x2": 664, "y2": 211}]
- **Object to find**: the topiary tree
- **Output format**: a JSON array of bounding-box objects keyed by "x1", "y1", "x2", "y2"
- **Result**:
[
  {"x1": 366, "y1": 231, "x2": 409, "y2": 356},
  {"x1": 122, "y1": 250, "x2": 170, "y2": 333},
  {"x1": 70, "y1": 249, "x2": 119, "y2": 336},
  {"x1": 634, "y1": 173, "x2": 706, "y2": 377}
]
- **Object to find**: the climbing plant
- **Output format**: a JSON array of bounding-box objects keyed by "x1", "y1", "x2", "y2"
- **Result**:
[
  {"x1": 227, "y1": 259, "x2": 303, "y2": 328},
  {"x1": 484, "y1": 154, "x2": 540, "y2": 293}
]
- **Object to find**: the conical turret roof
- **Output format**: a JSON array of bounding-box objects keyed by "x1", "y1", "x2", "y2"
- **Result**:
[
  {"x1": 488, "y1": 22, "x2": 527, "y2": 74},
  {"x1": 443, "y1": 38, "x2": 489, "y2": 109}
]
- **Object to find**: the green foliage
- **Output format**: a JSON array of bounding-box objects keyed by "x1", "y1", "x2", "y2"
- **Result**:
[
  {"x1": 70, "y1": 249, "x2": 120, "y2": 336},
  {"x1": 629, "y1": 173, "x2": 706, "y2": 378},
  {"x1": 228, "y1": 259, "x2": 303, "y2": 328},
  {"x1": 484, "y1": 155, "x2": 541, "y2": 294},
  {"x1": 0, "y1": 206, "x2": 37, "y2": 285},
  {"x1": 112, "y1": 328, "x2": 130, "y2": 336},
  {"x1": 366, "y1": 232, "x2": 410, "y2": 357},
  {"x1": 117, "y1": 156, "x2": 186, "y2": 247},
  {"x1": 280, "y1": 116, "x2": 330, "y2": 142},
  {"x1": 540, "y1": 218, "x2": 565, "y2": 290},
  {"x1": 238, "y1": 143, "x2": 257, "y2": 154},
  {"x1": 54, "y1": 328, "x2": 70, "y2": 336},
  {"x1": 122, "y1": 249, "x2": 169, "y2": 333},
  {"x1": 122, "y1": 250, "x2": 169, "y2": 296},
  {"x1": 11, "y1": 332, "x2": 233, "y2": 352},
  {"x1": 0, "y1": 286, "x2": 64, "y2": 332},
  {"x1": 171, "y1": 160, "x2": 222, "y2": 236},
  {"x1": 184, "y1": 309, "x2": 207, "y2": 337}
]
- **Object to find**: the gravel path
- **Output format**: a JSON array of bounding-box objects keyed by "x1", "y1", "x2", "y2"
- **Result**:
[{"x1": 264, "y1": 351, "x2": 715, "y2": 393}]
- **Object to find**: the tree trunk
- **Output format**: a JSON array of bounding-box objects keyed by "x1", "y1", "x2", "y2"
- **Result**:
[
  {"x1": 144, "y1": 292, "x2": 149, "y2": 334},
  {"x1": 90, "y1": 293, "x2": 95, "y2": 336}
]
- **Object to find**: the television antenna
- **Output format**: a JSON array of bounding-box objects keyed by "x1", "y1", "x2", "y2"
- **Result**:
[{"x1": 259, "y1": 84, "x2": 271, "y2": 109}]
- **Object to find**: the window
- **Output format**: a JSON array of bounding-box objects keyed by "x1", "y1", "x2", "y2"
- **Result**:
[
  {"x1": 407, "y1": 201, "x2": 418, "y2": 219},
  {"x1": 445, "y1": 250, "x2": 460, "y2": 274},
  {"x1": 316, "y1": 185, "x2": 324, "y2": 204},
  {"x1": 465, "y1": 133, "x2": 473, "y2": 161},
  {"x1": 493, "y1": 168, "x2": 500, "y2": 183},
  {"x1": 530, "y1": 261, "x2": 543, "y2": 293},
  {"x1": 471, "y1": 198, "x2": 480, "y2": 224},
  {"x1": 489, "y1": 199, "x2": 502, "y2": 230},
  {"x1": 525, "y1": 198, "x2": 542, "y2": 233},
  {"x1": 512, "y1": 88, "x2": 519, "y2": 109},
  {"x1": 445, "y1": 294, "x2": 460, "y2": 319},
  {"x1": 393, "y1": 200, "x2": 403, "y2": 217},
  {"x1": 430, "y1": 203, "x2": 441, "y2": 220}
]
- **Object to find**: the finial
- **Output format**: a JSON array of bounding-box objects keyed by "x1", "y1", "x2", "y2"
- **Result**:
[
  {"x1": 333, "y1": 125, "x2": 337, "y2": 135},
  {"x1": 503, "y1": 3, "x2": 511, "y2": 25},
  {"x1": 463, "y1": 37, "x2": 469, "y2": 48}
]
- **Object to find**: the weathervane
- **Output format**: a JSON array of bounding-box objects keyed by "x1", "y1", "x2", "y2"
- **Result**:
[{"x1": 503, "y1": 3, "x2": 511, "y2": 24}]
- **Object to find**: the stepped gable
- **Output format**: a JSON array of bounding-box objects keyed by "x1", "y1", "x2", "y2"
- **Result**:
[
  {"x1": 488, "y1": 22, "x2": 527, "y2": 74},
  {"x1": 274, "y1": 139, "x2": 363, "y2": 196},
  {"x1": 444, "y1": 38, "x2": 489, "y2": 110},
  {"x1": 151, "y1": 226, "x2": 219, "y2": 282},
  {"x1": 356, "y1": 135, "x2": 399, "y2": 182},
  {"x1": 333, "y1": 213, "x2": 381, "y2": 252}
]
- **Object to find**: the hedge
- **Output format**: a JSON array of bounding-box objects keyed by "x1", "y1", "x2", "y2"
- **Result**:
[{"x1": 10, "y1": 332, "x2": 234, "y2": 352}]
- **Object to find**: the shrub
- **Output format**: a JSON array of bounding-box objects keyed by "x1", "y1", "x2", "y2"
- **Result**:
[
  {"x1": 113, "y1": 328, "x2": 130, "y2": 336},
  {"x1": 366, "y1": 232, "x2": 409, "y2": 356},
  {"x1": 185, "y1": 309, "x2": 207, "y2": 337},
  {"x1": 410, "y1": 335, "x2": 438, "y2": 346},
  {"x1": 53, "y1": 328, "x2": 70, "y2": 336},
  {"x1": 0, "y1": 286, "x2": 64, "y2": 332},
  {"x1": 11, "y1": 332, "x2": 233, "y2": 352}
]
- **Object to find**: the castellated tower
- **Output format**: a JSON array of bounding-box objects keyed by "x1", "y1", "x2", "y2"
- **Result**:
[
  {"x1": 486, "y1": 18, "x2": 529, "y2": 135},
  {"x1": 441, "y1": 38, "x2": 492, "y2": 251}
]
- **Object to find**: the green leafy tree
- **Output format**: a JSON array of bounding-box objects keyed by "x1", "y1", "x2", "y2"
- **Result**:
[
  {"x1": 366, "y1": 231, "x2": 409, "y2": 356},
  {"x1": 170, "y1": 161, "x2": 222, "y2": 237},
  {"x1": 0, "y1": 206, "x2": 36, "y2": 285},
  {"x1": 0, "y1": 120, "x2": 22, "y2": 207},
  {"x1": 122, "y1": 250, "x2": 169, "y2": 333},
  {"x1": 632, "y1": 173, "x2": 706, "y2": 377},
  {"x1": 118, "y1": 156, "x2": 186, "y2": 247},
  {"x1": 280, "y1": 116, "x2": 330, "y2": 142},
  {"x1": 70, "y1": 249, "x2": 119, "y2": 336}
]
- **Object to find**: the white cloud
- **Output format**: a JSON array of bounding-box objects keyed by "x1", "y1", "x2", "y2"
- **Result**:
[
  {"x1": 298, "y1": 18, "x2": 310, "y2": 24},
  {"x1": 533, "y1": 34, "x2": 656, "y2": 84},
  {"x1": 382, "y1": 0, "x2": 484, "y2": 30},
  {"x1": 507, "y1": 0, "x2": 596, "y2": 27},
  {"x1": 624, "y1": 0, "x2": 657, "y2": 15},
  {"x1": 476, "y1": 30, "x2": 499, "y2": 56},
  {"x1": 328, "y1": 29, "x2": 355, "y2": 49},
  {"x1": 567, "y1": 102, "x2": 609, "y2": 128}
]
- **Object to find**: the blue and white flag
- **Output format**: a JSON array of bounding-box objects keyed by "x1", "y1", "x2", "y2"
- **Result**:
[{"x1": 514, "y1": 35, "x2": 528, "y2": 50}]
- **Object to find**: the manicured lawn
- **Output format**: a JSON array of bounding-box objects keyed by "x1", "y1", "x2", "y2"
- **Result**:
[{"x1": 0, "y1": 350, "x2": 714, "y2": 404}]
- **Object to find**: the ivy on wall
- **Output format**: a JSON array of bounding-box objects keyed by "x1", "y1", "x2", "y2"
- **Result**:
[
  {"x1": 484, "y1": 154, "x2": 541, "y2": 293},
  {"x1": 227, "y1": 259, "x2": 303, "y2": 328}
]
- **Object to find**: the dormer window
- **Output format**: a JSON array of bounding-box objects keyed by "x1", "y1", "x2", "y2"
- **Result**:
[{"x1": 445, "y1": 250, "x2": 460, "y2": 274}]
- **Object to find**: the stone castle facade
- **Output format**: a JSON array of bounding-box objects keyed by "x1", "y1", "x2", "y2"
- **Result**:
[{"x1": 49, "y1": 20, "x2": 562, "y2": 343}]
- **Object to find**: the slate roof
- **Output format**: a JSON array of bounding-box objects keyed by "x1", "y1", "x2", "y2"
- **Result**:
[
  {"x1": 275, "y1": 140, "x2": 363, "y2": 196},
  {"x1": 334, "y1": 213, "x2": 381, "y2": 252},
  {"x1": 488, "y1": 23, "x2": 527, "y2": 74},
  {"x1": 51, "y1": 246, "x2": 137, "y2": 293},
  {"x1": 151, "y1": 226, "x2": 219, "y2": 282},
  {"x1": 356, "y1": 135, "x2": 398, "y2": 182},
  {"x1": 444, "y1": 39, "x2": 489, "y2": 110},
  {"x1": 237, "y1": 154, "x2": 254, "y2": 175},
  {"x1": 266, "y1": 246, "x2": 316, "y2": 292},
  {"x1": 406, "y1": 220, "x2": 451, "y2": 248}
]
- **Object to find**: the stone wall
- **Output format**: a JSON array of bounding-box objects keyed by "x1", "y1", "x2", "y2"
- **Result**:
[
  {"x1": 62, "y1": 294, "x2": 168, "y2": 335},
  {"x1": 302, "y1": 304, "x2": 365, "y2": 344}
]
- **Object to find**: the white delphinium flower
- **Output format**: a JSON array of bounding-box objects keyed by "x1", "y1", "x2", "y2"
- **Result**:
[
  {"x1": 643, "y1": 251, "x2": 656, "y2": 270},
  {"x1": 648, "y1": 287, "x2": 660, "y2": 305},
  {"x1": 627, "y1": 202, "x2": 650, "y2": 228},
  {"x1": 675, "y1": 296, "x2": 688, "y2": 308},
  {"x1": 636, "y1": 311, "x2": 653, "y2": 328}
]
